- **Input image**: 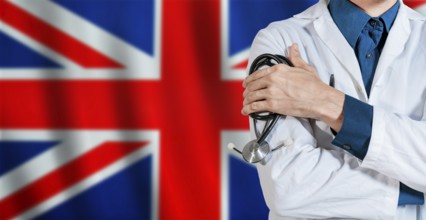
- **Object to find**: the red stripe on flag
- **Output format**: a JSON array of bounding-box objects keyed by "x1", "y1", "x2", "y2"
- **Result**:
[
  {"x1": 160, "y1": 0, "x2": 223, "y2": 219},
  {"x1": 0, "y1": 1, "x2": 123, "y2": 68},
  {"x1": 0, "y1": 81, "x2": 246, "y2": 130},
  {"x1": 0, "y1": 141, "x2": 148, "y2": 219},
  {"x1": 404, "y1": 0, "x2": 426, "y2": 9},
  {"x1": 233, "y1": 60, "x2": 249, "y2": 70}
]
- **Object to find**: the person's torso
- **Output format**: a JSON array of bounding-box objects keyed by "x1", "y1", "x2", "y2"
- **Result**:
[{"x1": 262, "y1": 2, "x2": 426, "y2": 219}]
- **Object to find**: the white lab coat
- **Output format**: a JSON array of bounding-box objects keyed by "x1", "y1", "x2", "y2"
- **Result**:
[{"x1": 249, "y1": 0, "x2": 426, "y2": 219}]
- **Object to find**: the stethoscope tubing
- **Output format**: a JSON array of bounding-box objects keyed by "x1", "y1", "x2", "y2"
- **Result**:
[{"x1": 248, "y1": 54, "x2": 294, "y2": 145}]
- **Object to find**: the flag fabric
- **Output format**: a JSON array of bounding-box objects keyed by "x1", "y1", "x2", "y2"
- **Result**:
[{"x1": 0, "y1": 0, "x2": 425, "y2": 219}]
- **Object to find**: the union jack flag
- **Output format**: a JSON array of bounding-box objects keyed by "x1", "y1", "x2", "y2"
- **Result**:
[{"x1": 0, "y1": 0, "x2": 425, "y2": 219}]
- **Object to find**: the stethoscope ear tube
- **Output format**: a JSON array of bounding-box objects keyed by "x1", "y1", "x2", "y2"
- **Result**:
[{"x1": 249, "y1": 54, "x2": 293, "y2": 74}]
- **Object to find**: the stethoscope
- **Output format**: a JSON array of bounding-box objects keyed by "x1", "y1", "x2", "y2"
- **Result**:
[{"x1": 229, "y1": 54, "x2": 294, "y2": 165}]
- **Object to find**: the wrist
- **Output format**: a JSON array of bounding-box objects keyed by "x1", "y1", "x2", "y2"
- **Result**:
[{"x1": 315, "y1": 86, "x2": 345, "y2": 132}]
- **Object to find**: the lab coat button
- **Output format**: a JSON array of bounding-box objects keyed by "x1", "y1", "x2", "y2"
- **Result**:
[{"x1": 342, "y1": 144, "x2": 351, "y2": 150}]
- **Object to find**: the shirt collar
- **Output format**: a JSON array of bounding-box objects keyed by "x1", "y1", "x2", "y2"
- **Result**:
[
  {"x1": 328, "y1": 0, "x2": 400, "y2": 48},
  {"x1": 381, "y1": 1, "x2": 400, "y2": 32}
]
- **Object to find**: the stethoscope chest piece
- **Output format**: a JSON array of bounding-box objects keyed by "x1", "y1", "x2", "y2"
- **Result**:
[{"x1": 242, "y1": 140, "x2": 271, "y2": 164}]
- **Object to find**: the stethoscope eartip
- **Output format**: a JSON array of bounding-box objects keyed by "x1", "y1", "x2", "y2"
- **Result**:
[
  {"x1": 228, "y1": 143, "x2": 236, "y2": 151},
  {"x1": 228, "y1": 142, "x2": 243, "y2": 154},
  {"x1": 283, "y1": 138, "x2": 294, "y2": 147}
]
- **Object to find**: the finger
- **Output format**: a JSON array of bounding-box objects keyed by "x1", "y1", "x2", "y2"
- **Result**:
[
  {"x1": 243, "y1": 65, "x2": 274, "y2": 88},
  {"x1": 244, "y1": 55, "x2": 298, "y2": 88},
  {"x1": 241, "y1": 101, "x2": 267, "y2": 115},
  {"x1": 289, "y1": 43, "x2": 316, "y2": 75},
  {"x1": 290, "y1": 43, "x2": 312, "y2": 71},
  {"x1": 289, "y1": 43, "x2": 306, "y2": 68},
  {"x1": 243, "y1": 89, "x2": 269, "y2": 105},
  {"x1": 244, "y1": 78, "x2": 269, "y2": 96},
  {"x1": 241, "y1": 100, "x2": 271, "y2": 115}
]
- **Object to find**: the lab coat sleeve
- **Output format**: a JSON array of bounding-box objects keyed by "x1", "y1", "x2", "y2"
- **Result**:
[
  {"x1": 361, "y1": 107, "x2": 426, "y2": 193},
  {"x1": 249, "y1": 28, "x2": 400, "y2": 219}
]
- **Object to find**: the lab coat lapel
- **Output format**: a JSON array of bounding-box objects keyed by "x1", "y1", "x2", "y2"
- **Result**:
[
  {"x1": 312, "y1": 12, "x2": 368, "y2": 101},
  {"x1": 370, "y1": 5, "x2": 412, "y2": 96}
]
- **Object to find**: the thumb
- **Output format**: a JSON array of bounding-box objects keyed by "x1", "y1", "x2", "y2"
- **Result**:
[{"x1": 289, "y1": 43, "x2": 316, "y2": 74}]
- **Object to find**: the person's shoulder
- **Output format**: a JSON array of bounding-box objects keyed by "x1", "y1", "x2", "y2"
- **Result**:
[
  {"x1": 402, "y1": 5, "x2": 426, "y2": 51},
  {"x1": 257, "y1": 17, "x2": 316, "y2": 45},
  {"x1": 261, "y1": 19, "x2": 296, "y2": 33},
  {"x1": 402, "y1": 3, "x2": 426, "y2": 22},
  {"x1": 250, "y1": 20, "x2": 300, "y2": 50},
  {"x1": 260, "y1": 1, "x2": 327, "y2": 36}
]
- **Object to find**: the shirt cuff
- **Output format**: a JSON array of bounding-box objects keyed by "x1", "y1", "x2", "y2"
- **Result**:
[{"x1": 332, "y1": 95, "x2": 373, "y2": 160}]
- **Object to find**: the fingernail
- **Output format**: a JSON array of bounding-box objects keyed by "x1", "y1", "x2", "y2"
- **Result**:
[{"x1": 293, "y1": 43, "x2": 299, "y2": 53}]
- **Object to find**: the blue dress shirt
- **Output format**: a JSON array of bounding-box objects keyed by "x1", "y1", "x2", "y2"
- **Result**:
[{"x1": 328, "y1": 0, "x2": 424, "y2": 206}]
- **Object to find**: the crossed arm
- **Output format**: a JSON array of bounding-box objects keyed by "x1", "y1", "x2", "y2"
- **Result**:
[{"x1": 242, "y1": 43, "x2": 345, "y2": 132}]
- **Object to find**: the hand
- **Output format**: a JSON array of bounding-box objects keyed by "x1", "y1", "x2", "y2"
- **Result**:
[{"x1": 242, "y1": 43, "x2": 345, "y2": 132}]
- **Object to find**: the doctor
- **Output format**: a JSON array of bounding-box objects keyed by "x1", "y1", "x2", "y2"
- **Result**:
[{"x1": 242, "y1": 0, "x2": 426, "y2": 219}]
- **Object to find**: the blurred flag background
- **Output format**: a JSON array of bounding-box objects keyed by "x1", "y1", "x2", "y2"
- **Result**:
[{"x1": 0, "y1": 0, "x2": 425, "y2": 219}]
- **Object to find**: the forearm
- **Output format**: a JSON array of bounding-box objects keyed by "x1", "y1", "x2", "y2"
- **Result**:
[
  {"x1": 312, "y1": 85, "x2": 345, "y2": 132},
  {"x1": 362, "y1": 107, "x2": 426, "y2": 193}
]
